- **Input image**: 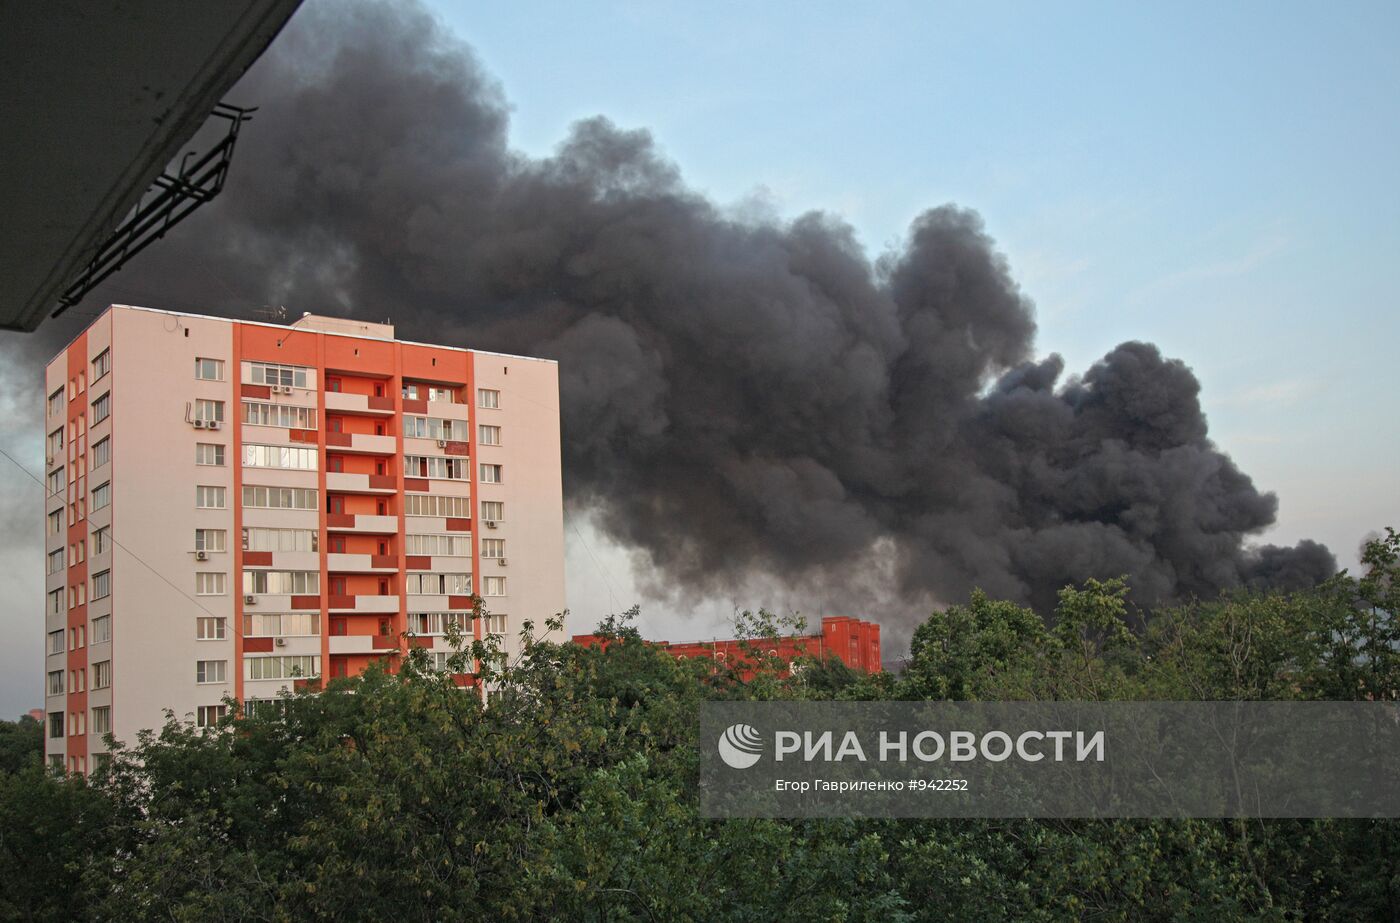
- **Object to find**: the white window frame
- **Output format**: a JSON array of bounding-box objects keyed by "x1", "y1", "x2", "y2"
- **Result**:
[
  {"x1": 478, "y1": 388, "x2": 499, "y2": 409},
  {"x1": 195, "y1": 358, "x2": 225, "y2": 381},
  {"x1": 195, "y1": 572, "x2": 227, "y2": 596},
  {"x1": 196, "y1": 485, "x2": 227, "y2": 509},
  {"x1": 196, "y1": 660, "x2": 227, "y2": 684}
]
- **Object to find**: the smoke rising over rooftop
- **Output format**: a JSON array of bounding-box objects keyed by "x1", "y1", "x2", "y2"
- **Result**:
[{"x1": 15, "y1": 0, "x2": 1333, "y2": 625}]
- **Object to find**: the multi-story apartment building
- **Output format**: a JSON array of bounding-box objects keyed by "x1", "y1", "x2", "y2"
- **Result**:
[{"x1": 42, "y1": 305, "x2": 565, "y2": 773}]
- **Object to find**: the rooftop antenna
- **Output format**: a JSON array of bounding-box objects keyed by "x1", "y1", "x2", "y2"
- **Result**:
[{"x1": 253, "y1": 305, "x2": 288, "y2": 323}]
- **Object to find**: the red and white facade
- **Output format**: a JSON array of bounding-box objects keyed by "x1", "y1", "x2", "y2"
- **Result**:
[{"x1": 42, "y1": 305, "x2": 565, "y2": 772}]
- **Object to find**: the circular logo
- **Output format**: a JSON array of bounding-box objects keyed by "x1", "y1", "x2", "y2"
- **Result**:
[{"x1": 717, "y1": 723, "x2": 763, "y2": 769}]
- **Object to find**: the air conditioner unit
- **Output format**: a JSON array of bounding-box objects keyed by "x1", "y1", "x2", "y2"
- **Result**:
[
  {"x1": 46, "y1": 455, "x2": 54, "y2": 466},
  {"x1": 280, "y1": 385, "x2": 293, "y2": 394},
  {"x1": 244, "y1": 594, "x2": 257, "y2": 605},
  {"x1": 195, "y1": 550, "x2": 207, "y2": 561},
  {"x1": 436, "y1": 439, "x2": 447, "y2": 447},
  {"x1": 208, "y1": 421, "x2": 221, "y2": 431},
  {"x1": 274, "y1": 637, "x2": 287, "y2": 647},
  {"x1": 498, "y1": 558, "x2": 507, "y2": 567},
  {"x1": 485, "y1": 520, "x2": 497, "y2": 529},
  {"x1": 193, "y1": 420, "x2": 206, "y2": 429}
]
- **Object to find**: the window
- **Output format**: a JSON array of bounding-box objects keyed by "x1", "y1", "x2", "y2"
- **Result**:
[
  {"x1": 480, "y1": 538, "x2": 505, "y2": 558},
  {"x1": 48, "y1": 509, "x2": 63, "y2": 535},
  {"x1": 91, "y1": 570, "x2": 111, "y2": 600},
  {"x1": 93, "y1": 660, "x2": 111, "y2": 689},
  {"x1": 196, "y1": 660, "x2": 227, "y2": 684},
  {"x1": 91, "y1": 615, "x2": 110, "y2": 644},
  {"x1": 72, "y1": 668, "x2": 86, "y2": 692},
  {"x1": 242, "y1": 527, "x2": 318, "y2": 552},
  {"x1": 91, "y1": 481, "x2": 110, "y2": 511},
  {"x1": 404, "y1": 494, "x2": 472, "y2": 518},
  {"x1": 196, "y1": 617, "x2": 227, "y2": 640},
  {"x1": 243, "y1": 613, "x2": 318, "y2": 636},
  {"x1": 407, "y1": 612, "x2": 465, "y2": 635},
  {"x1": 91, "y1": 706, "x2": 110, "y2": 734},
  {"x1": 195, "y1": 573, "x2": 227, "y2": 596},
  {"x1": 405, "y1": 573, "x2": 472, "y2": 595},
  {"x1": 47, "y1": 466, "x2": 65, "y2": 497},
  {"x1": 241, "y1": 401, "x2": 316, "y2": 429},
  {"x1": 483, "y1": 576, "x2": 507, "y2": 596},
  {"x1": 196, "y1": 443, "x2": 225, "y2": 466},
  {"x1": 480, "y1": 500, "x2": 504, "y2": 523},
  {"x1": 92, "y1": 349, "x2": 111, "y2": 380},
  {"x1": 193, "y1": 399, "x2": 225, "y2": 423},
  {"x1": 195, "y1": 358, "x2": 225, "y2": 381},
  {"x1": 242, "y1": 444, "x2": 318, "y2": 470},
  {"x1": 48, "y1": 713, "x2": 64, "y2": 739},
  {"x1": 241, "y1": 486, "x2": 317, "y2": 510},
  {"x1": 479, "y1": 464, "x2": 502, "y2": 484},
  {"x1": 91, "y1": 393, "x2": 110, "y2": 424},
  {"x1": 48, "y1": 387, "x2": 64, "y2": 418},
  {"x1": 48, "y1": 670, "x2": 65, "y2": 696},
  {"x1": 427, "y1": 386, "x2": 455, "y2": 403},
  {"x1": 405, "y1": 455, "x2": 469, "y2": 480},
  {"x1": 47, "y1": 548, "x2": 64, "y2": 575},
  {"x1": 48, "y1": 630, "x2": 64, "y2": 655},
  {"x1": 486, "y1": 614, "x2": 508, "y2": 636},
  {"x1": 196, "y1": 485, "x2": 226, "y2": 509},
  {"x1": 92, "y1": 527, "x2": 109, "y2": 555},
  {"x1": 246, "y1": 655, "x2": 320, "y2": 681},
  {"x1": 246, "y1": 362, "x2": 309, "y2": 388},
  {"x1": 428, "y1": 651, "x2": 458, "y2": 672},
  {"x1": 194, "y1": 529, "x2": 226, "y2": 552},
  {"x1": 47, "y1": 427, "x2": 64, "y2": 458},
  {"x1": 243, "y1": 571, "x2": 319, "y2": 594},
  {"x1": 478, "y1": 388, "x2": 499, "y2": 409},
  {"x1": 196, "y1": 705, "x2": 228, "y2": 727},
  {"x1": 478, "y1": 424, "x2": 500, "y2": 446},
  {"x1": 404, "y1": 533, "x2": 472, "y2": 556},
  {"x1": 48, "y1": 589, "x2": 63, "y2": 616},
  {"x1": 403, "y1": 416, "x2": 461, "y2": 440},
  {"x1": 92, "y1": 436, "x2": 110, "y2": 469}
]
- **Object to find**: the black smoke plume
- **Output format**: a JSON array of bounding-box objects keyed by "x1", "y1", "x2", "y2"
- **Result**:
[{"x1": 10, "y1": 0, "x2": 1334, "y2": 624}]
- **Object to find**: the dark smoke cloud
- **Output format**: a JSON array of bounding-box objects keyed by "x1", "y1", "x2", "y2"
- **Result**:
[{"x1": 10, "y1": 0, "x2": 1334, "y2": 624}]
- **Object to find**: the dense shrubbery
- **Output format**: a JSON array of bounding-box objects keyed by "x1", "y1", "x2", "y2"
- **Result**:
[{"x1": 2, "y1": 529, "x2": 1396, "y2": 921}]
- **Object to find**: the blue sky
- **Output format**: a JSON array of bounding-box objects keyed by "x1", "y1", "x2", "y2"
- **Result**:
[{"x1": 426, "y1": 1, "x2": 1398, "y2": 630}]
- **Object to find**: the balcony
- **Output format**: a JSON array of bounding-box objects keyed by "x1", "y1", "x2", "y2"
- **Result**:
[
  {"x1": 329, "y1": 633, "x2": 401, "y2": 654},
  {"x1": 326, "y1": 552, "x2": 399, "y2": 573},
  {"x1": 324, "y1": 391, "x2": 395, "y2": 416},
  {"x1": 325, "y1": 432, "x2": 397, "y2": 455},
  {"x1": 326, "y1": 513, "x2": 398, "y2": 534},
  {"x1": 327, "y1": 594, "x2": 400, "y2": 613},
  {"x1": 326, "y1": 472, "x2": 396, "y2": 494}
]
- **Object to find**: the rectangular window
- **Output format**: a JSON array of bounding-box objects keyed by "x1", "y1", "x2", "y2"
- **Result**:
[
  {"x1": 92, "y1": 349, "x2": 111, "y2": 381},
  {"x1": 91, "y1": 706, "x2": 110, "y2": 734},
  {"x1": 196, "y1": 705, "x2": 228, "y2": 727},
  {"x1": 91, "y1": 570, "x2": 110, "y2": 600},
  {"x1": 246, "y1": 655, "x2": 321, "y2": 681},
  {"x1": 407, "y1": 612, "x2": 465, "y2": 635},
  {"x1": 241, "y1": 401, "x2": 316, "y2": 429},
  {"x1": 48, "y1": 589, "x2": 63, "y2": 616},
  {"x1": 92, "y1": 436, "x2": 110, "y2": 469},
  {"x1": 91, "y1": 393, "x2": 110, "y2": 424},
  {"x1": 196, "y1": 485, "x2": 227, "y2": 509},
  {"x1": 194, "y1": 529, "x2": 227, "y2": 552},
  {"x1": 427, "y1": 386, "x2": 455, "y2": 403},
  {"x1": 242, "y1": 570, "x2": 319, "y2": 594},
  {"x1": 196, "y1": 617, "x2": 227, "y2": 640},
  {"x1": 48, "y1": 629, "x2": 64, "y2": 655},
  {"x1": 480, "y1": 500, "x2": 504, "y2": 523},
  {"x1": 246, "y1": 362, "x2": 309, "y2": 388},
  {"x1": 91, "y1": 615, "x2": 110, "y2": 644},
  {"x1": 47, "y1": 427, "x2": 64, "y2": 458},
  {"x1": 195, "y1": 572, "x2": 227, "y2": 596},
  {"x1": 242, "y1": 444, "x2": 318, "y2": 470},
  {"x1": 47, "y1": 670, "x2": 64, "y2": 695},
  {"x1": 405, "y1": 573, "x2": 472, "y2": 595},
  {"x1": 243, "y1": 612, "x2": 319, "y2": 637},
  {"x1": 49, "y1": 713, "x2": 63, "y2": 739},
  {"x1": 486, "y1": 614, "x2": 508, "y2": 635},
  {"x1": 479, "y1": 464, "x2": 502, "y2": 484},
  {"x1": 48, "y1": 509, "x2": 63, "y2": 535},
  {"x1": 405, "y1": 455, "x2": 469, "y2": 480},
  {"x1": 240, "y1": 486, "x2": 317, "y2": 510},
  {"x1": 483, "y1": 576, "x2": 507, "y2": 597},
  {"x1": 193, "y1": 399, "x2": 225, "y2": 423},
  {"x1": 403, "y1": 416, "x2": 461, "y2": 440},
  {"x1": 91, "y1": 527, "x2": 109, "y2": 555},
  {"x1": 195, "y1": 443, "x2": 226, "y2": 466},
  {"x1": 478, "y1": 424, "x2": 500, "y2": 446},
  {"x1": 196, "y1": 660, "x2": 227, "y2": 684},
  {"x1": 91, "y1": 481, "x2": 110, "y2": 511},
  {"x1": 480, "y1": 538, "x2": 505, "y2": 558},
  {"x1": 48, "y1": 388, "x2": 64, "y2": 418},
  {"x1": 478, "y1": 388, "x2": 499, "y2": 409},
  {"x1": 92, "y1": 661, "x2": 111, "y2": 689},
  {"x1": 404, "y1": 533, "x2": 473, "y2": 556},
  {"x1": 242, "y1": 527, "x2": 318, "y2": 552},
  {"x1": 404, "y1": 494, "x2": 473, "y2": 518},
  {"x1": 195, "y1": 358, "x2": 225, "y2": 381},
  {"x1": 47, "y1": 548, "x2": 64, "y2": 575},
  {"x1": 47, "y1": 466, "x2": 65, "y2": 497}
]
